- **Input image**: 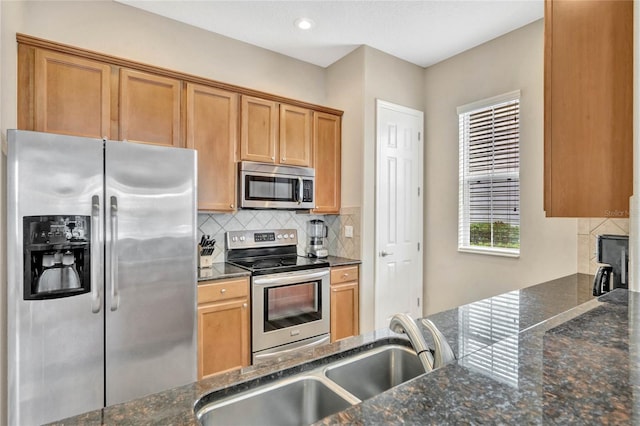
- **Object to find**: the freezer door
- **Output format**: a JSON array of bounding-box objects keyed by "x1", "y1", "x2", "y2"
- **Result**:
[
  {"x1": 104, "y1": 140, "x2": 197, "y2": 405},
  {"x1": 6, "y1": 130, "x2": 105, "y2": 426}
]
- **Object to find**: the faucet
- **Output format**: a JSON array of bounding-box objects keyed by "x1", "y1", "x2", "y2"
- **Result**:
[{"x1": 389, "y1": 313, "x2": 456, "y2": 373}]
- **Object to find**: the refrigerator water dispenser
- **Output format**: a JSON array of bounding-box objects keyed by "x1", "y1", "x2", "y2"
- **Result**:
[{"x1": 23, "y1": 215, "x2": 91, "y2": 299}]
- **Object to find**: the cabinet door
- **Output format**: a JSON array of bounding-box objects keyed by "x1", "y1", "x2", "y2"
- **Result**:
[
  {"x1": 186, "y1": 83, "x2": 238, "y2": 212},
  {"x1": 544, "y1": 0, "x2": 632, "y2": 217},
  {"x1": 198, "y1": 298, "x2": 250, "y2": 379},
  {"x1": 34, "y1": 50, "x2": 111, "y2": 139},
  {"x1": 330, "y1": 281, "x2": 359, "y2": 342},
  {"x1": 119, "y1": 69, "x2": 182, "y2": 147},
  {"x1": 240, "y1": 96, "x2": 278, "y2": 163},
  {"x1": 313, "y1": 112, "x2": 342, "y2": 214},
  {"x1": 279, "y1": 104, "x2": 312, "y2": 166}
]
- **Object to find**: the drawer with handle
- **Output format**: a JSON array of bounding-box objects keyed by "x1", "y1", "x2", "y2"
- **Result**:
[
  {"x1": 198, "y1": 277, "x2": 249, "y2": 304},
  {"x1": 330, "y1": 266, "x2": 359, "y2": 285}
]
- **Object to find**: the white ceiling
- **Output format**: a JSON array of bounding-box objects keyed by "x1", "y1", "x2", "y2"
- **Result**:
[{"x1": 116, "y1": 0, "x2": 544, "y2": 68}]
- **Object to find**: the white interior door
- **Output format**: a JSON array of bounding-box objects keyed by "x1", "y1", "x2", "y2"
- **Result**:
[{"x1": 375, "y1": 100, "x2": 424, "y2": 329}]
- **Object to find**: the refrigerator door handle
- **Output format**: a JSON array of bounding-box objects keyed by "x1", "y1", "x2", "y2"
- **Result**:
[
  {"x1": 90, "y1": 195, "x2": 102, "y2": 313},
  {"x1": 110, "y1": 196, "x2": 120, "y2": 311}
]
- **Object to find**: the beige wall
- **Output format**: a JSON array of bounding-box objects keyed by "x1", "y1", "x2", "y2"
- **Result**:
[
  {"x1": 326, "y1": 46, "x2": 425, "y2": 332},
  {"x1": 423, "y1": 19, "x2": 577, "y2": 315}
]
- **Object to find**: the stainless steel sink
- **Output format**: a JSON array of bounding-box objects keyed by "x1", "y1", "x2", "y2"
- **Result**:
[
  {"x1": 323, "y1": 345, "x2": 424, "y2": 400},
  {"x1": 196, "y1": 344, "x2": 423, "y2": 425},
  {"x1": 197, "y1": 376, "x2": 357, "y2": 426}
]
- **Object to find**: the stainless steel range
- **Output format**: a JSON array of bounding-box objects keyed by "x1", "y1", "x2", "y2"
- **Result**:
[{"x1": 226, "y1": 229, "x2": 330, "y2": 363}]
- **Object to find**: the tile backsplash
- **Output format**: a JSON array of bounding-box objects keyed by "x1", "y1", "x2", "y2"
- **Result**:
[
  {"x1": 198, "y1": 207, "x2": 361, "y2": 263},
  {"x1": 577, "y1": 218, "x2": 629, "y2": 275}
]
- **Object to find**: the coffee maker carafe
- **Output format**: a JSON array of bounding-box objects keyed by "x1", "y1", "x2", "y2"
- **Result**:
[{"x1": 307, "y1": 219, "x2": 328, "y2": 258}]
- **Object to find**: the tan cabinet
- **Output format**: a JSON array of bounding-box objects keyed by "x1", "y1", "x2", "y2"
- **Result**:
[
  {"x1": 197, "y1": 277, "x2": 250, "y2": 379},
  {"x1": 186, "y1": 83, "x2": 239, "y2": 212},
  {"x1": 544, "y1": 0, "x2": 633, "y2": 217},
  {"x1": 330, "y1": 265, "x2": 359, "y2": 342},
  {"x1": 313, "y1": 112, "x2": 342, "y2": 214},
  {"x1": 240, "y1": 96, "x2": 313, "y2": 167},
  {"x1": 240, "y1": 96, "x2": 278, "y2": 163},
  {"x1": 119, "y1": 68, "x2": 182, "y2": 147},
  {"x1": 279, "y1": 104, "x2": 312, "y2": 166},
  {"x1": 31, "y1": 49, "x2": 111, "y2": 139}
]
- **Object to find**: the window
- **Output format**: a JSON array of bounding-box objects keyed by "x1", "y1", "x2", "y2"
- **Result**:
[{"x1": 458, "y1": 91, "x2": 520, "y2": 256}]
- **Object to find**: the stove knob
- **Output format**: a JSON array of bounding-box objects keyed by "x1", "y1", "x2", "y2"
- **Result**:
[
  {"x1": 231, "y1": 236, "x2": 238, "y2": 242},
  {"x1": 277, "y1": 234, "x2": 283, "y2": 239},
  {"x1": 239, "y1": 236, "x2": 246, "y2": 242},
  {"x1": 289, "y1": 233, "x2": 295, "y2": 239},
  {"x1": 283, "y1": 234, "x2": 289, "y2": 239}
]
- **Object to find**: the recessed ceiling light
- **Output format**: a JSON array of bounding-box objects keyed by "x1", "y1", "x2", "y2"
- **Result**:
[{"x1": 294, "y1": 18, "x2": 315, "y2": 30}]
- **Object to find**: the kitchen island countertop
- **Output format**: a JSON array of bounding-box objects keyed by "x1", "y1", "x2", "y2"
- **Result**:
[{"x1": 53, "y1": 273, "x2": 640, "y2": 425}]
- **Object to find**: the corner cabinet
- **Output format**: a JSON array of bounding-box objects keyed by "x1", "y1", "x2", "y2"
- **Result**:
[
  {"x1": 544, "y1": 0, "x2": 633, "y2": 217},
  {"x1": 197, "y1": 277, "x2": 250, "y2": 379},
  {"x1": 186, "y1": 84, "x2": 238, "y2": 212},
  {"x1": 313, "y1": 112, "x2": 342, "y2": 214},
  {"x1": 330, "y1": 265, "x2": 359, "y2": 342}
]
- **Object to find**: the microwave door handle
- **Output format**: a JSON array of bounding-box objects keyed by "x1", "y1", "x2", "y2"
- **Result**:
[{"x1": 297, "y1": 177, "x2": 303, "y2": 204}]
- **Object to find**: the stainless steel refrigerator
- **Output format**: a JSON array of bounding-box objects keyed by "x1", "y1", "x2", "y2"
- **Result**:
[{"x1": 6, "y1": 130, "x2": 198, "y2": 425}]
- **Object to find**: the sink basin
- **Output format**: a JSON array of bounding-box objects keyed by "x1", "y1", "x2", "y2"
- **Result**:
[
  {"x1": 324, "y1": 345, "x2": 424, "y2": 400},
  {"x1": 196, "y1": 344, "x2": 424, "y2": 425},
  {"x1": 197, "y1": 376, "x2": 356, "y2": 426}
]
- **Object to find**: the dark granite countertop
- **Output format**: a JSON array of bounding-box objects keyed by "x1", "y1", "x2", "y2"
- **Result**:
[
  {"x1": 197, "y1": 262, "x2": 250, "y2": 282},
  {"x1": 326, "y1": 255, "x2": 361, "y2": 267},
  {"x1": 54, "y1": 272, "x2": 640, "y2": 425},
  {"x1": 196, "y1": 257, "x2": 360, "y2": 282}
]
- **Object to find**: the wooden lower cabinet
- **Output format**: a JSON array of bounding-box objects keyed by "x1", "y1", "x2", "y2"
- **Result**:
[
  {"x1": 197, "y1": 277, "x2": 250, "y2": 379},
  {"x1": 330, "y1": 265, "x2": 359, "y2": 342}
]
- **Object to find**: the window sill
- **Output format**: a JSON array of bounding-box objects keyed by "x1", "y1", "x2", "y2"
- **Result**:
[{"x1": 458, "y1": 246, "x2": 520, "y2": 258}]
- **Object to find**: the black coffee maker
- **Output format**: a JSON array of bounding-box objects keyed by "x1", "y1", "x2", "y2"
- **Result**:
[{"x1": 593, "y1": 234, "x2": 629, "y2": 296}]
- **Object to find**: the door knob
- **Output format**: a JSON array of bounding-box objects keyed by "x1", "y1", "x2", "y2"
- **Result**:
[{"x1": 380, "y1": 251, "x2": 394, "y2": 257}]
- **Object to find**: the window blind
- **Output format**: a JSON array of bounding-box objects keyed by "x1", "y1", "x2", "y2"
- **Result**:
[{"x1": 458, "y1": 91, "x2": 520, "y2": 255}]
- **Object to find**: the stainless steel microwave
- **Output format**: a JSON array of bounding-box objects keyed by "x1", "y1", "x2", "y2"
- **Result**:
[{"x1": 239, "y1": 161, "x2": 315, "y2": 210}]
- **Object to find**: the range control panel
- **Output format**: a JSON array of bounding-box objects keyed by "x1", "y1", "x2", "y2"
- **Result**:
[{"x1": 226, "y1": 229, "x2": 298, "y2": 250}]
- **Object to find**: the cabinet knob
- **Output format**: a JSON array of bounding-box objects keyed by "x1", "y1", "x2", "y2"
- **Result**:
[
  {"x1": 271, "y1": 156, "x2": 275, "y2": 161},
  {"x1": 243, "y1": 303, "x2": 247, "y2": 309},
  {"x1": 342, "y1": 273, "x2": 349, "y2": 279},
  {"x1": 282, "y1": 157, "x2": 286, "y2": 161},
  {"x1": 220, "y1": 288, "x2": 226, "y2": 294},
  {"x1": 230, "y1": 204, "x2": 234, "y2": 209}
]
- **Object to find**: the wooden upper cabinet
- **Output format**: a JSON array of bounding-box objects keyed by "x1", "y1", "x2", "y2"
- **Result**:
[
  {"x1": 279, "y1": 104, "x2": 312, "y2": 166},
  {"x1": 119, "y1": 69, "x2": 182, "y2": 147},
  {"x1": 313, "y1": 112, "x2": 342, "y2": 214},
  {"x1": 240, "y1": 96, "x2": 278, "y2": 163},
  {"x1": 32, "y1": 49, "x2": 111, "y2": 139},
  {"x1": 186, "y1": 83, "x2": 239, "y2": 212},
  {"x1": 544, "y1": 0, "x2": 633, "y2": 217}
]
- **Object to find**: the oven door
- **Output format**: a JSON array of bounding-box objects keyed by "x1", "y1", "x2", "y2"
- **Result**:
[{"x1": 252, "y1": 268, "x2": 330, "y2": 354}]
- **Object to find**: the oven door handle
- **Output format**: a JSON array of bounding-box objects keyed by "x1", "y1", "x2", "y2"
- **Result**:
[{"x1": 253, "y1": 269, "x2": 329, "y2": 286}]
